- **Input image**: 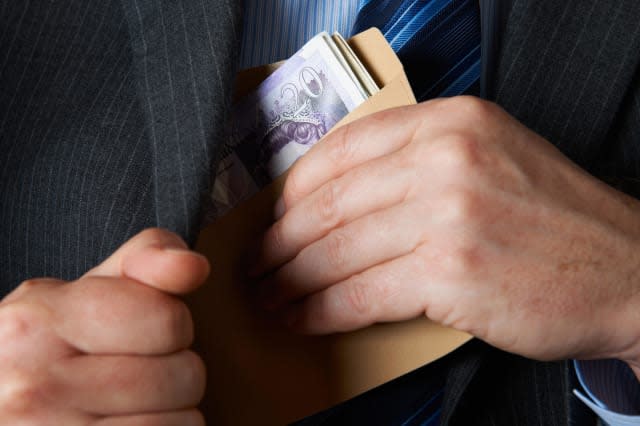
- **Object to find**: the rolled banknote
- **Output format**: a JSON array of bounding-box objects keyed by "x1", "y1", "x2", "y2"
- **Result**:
[
  {"x1": 331, "y1": 32, "x2": 380, "y2": 97},
  {"x1": 210, "y1": 32, "x2": 371, "y2": 220}
]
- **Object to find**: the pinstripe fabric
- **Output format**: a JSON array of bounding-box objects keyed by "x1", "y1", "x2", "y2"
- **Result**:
[
  {"x1": 0, "y1": 0, "x2": 241, "y2": 290},
  {"x1": 600, "y1": 65, "x2": 640, "y2": 200},
  {"x1": 239, "y1": 0, "x2": 360, "y2": 69},
  {"x1": 2, "y1": 0, "x2": 640, "y2": 425},
  {"x1": 0, "y1": 0, "x2": 153, "y2": 286},
  {"x1": 443, "y1": 349, "x2": 577, "y2": 426},
  {"x1": 493, "y1": 0, "x2": 640, "y2": 173},
  {"x1": 121, "y1": 0, "x2": 240, "y2": 241}
]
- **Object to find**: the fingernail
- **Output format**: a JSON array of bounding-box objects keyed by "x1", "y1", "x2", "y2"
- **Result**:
[{"x1": 274, "y1": 196, "x2": 286, "y2": 220}]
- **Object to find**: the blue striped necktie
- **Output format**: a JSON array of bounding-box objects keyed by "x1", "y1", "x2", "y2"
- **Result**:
[{"x1": 353, "y1": 0, "x2": 481, "y2": 101}]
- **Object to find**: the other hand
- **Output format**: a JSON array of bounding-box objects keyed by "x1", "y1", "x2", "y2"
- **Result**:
[
  {"x1": 252, "y1": 97, "x2": 640, "y2": 370},
  {"x1": 0, "y1": 228, "x2": 209, "y2": 425}
]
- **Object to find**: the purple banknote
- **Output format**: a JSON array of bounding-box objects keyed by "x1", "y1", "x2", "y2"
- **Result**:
[{"x1": 210, "y1": 32, "x2": 367, "y2": 219}]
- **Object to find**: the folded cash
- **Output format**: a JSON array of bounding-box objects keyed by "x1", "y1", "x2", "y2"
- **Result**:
[{"x1": 210, "y1": 32, "x2": 379, "y2": 220}]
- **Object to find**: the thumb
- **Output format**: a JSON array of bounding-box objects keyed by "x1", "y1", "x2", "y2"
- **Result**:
[{"x1": 84, "y1": 228, "x2": 210, "y2": 294}]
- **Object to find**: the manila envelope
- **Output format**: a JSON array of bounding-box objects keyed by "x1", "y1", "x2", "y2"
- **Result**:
[{"x1": 189, "y1": 28, "x2": 472, "y2": 425}]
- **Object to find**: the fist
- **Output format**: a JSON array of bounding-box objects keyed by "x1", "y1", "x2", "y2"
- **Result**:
[
  {"x1": 0, "y1": 229, "x2": 209, "y2": 425},
  {"x1": 253, "y1": 97, "x2": 640, "y2": 367}
]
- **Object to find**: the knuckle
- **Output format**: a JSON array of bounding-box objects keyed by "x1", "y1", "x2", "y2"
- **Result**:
[
  {"x1": 2, "y1": 278, "x2": 61, "y2": 305},
  {"x1": 444, "y1": 241, "x2": 483, "y2": 277},
  {"x1": 16, "y1": 279, "x2": 40, "y2": 294},
  {"x1": 434, "y1": 133, "x2": 483, "y2": 172},
  {"x1": 446, "y1": 96, "x2": 494, "y2": 122},
  {"x1": 325, "y1": 230, "x2": 350, "y2": 270},
  {"x1": 0, "y1": 303, "x2": 46, "y2": 343},
  {"x1": 0, "y1": 371, "x2": 47, "y2": 417},
  {"x1": 343, "y1": 280, "x2": 371, "y2": 317},
  {"x1": 441, "y1": 188, "x2": 481, "y2": 225},
  {"x1": 424, "y1": 302, "x2": 457, "y2": 328},
  {"x1": 317, "y1": 181, "x2": 342, "y2": 226},
  {"x1": 328, "y1": 123, "x2": 358, "y2": 164}
]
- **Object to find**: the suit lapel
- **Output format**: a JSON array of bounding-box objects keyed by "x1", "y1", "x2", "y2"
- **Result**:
[
  {"x1": 440, "y1": 339, "x2": 488, "y2": 425},
  {"x1": 120, "y1": 0, "x2": 242, "y2": 243},
  {"x1": 493, "y1": 0, "x2": 640, "y2": 171}
]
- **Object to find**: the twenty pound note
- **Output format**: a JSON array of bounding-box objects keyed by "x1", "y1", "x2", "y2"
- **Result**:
[{"x1": 210, "y1": 32, "x2": 370, "y2": 220}]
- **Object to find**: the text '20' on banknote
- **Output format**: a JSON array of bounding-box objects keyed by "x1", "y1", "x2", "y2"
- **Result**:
[{"x1": 210, "y1": 32, "x2": 379, "y2": 220}]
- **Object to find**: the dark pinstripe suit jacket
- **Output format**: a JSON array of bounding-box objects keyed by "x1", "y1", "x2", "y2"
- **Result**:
[{"x1": 1, "y1": 0, "x2": 639, "y2": 424}]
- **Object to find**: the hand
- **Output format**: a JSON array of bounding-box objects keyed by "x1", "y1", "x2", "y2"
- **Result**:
[
  {"x1": 0, "y1": 229, "x2": 209, "y2": 425},
  {"x1": 252, "y1": 96, "x2": 640, "y2": 368}
]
